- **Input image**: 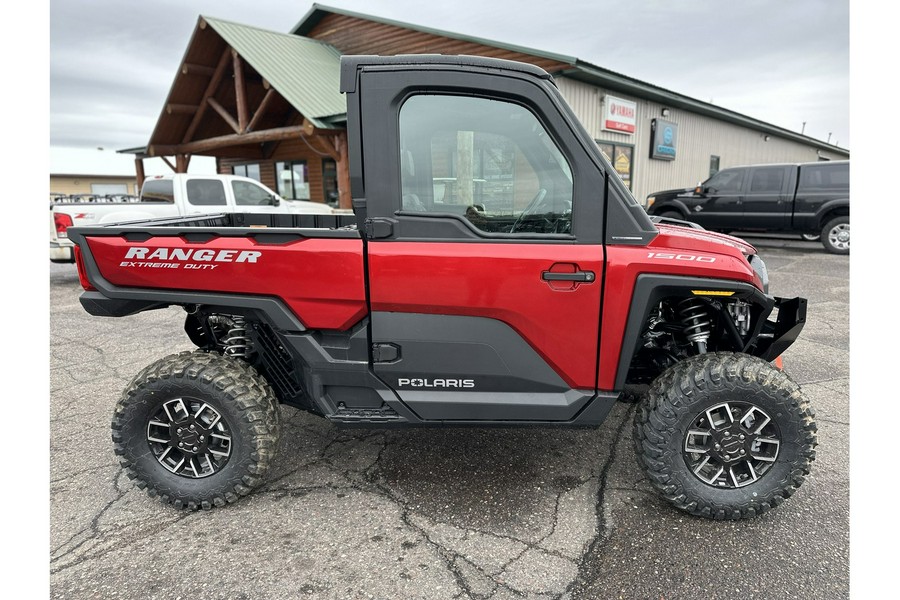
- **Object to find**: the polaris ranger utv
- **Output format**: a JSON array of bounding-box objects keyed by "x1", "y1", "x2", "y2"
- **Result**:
[{"x1": 68, "y1": 55, "x2": 816, "y2": 520}]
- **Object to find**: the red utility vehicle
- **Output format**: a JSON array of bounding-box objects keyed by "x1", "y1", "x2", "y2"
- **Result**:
[{"x1": 69, "y1": 56, "x2": 816, "y2": 519}]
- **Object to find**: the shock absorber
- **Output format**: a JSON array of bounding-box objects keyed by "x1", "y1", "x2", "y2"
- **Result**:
[
  {"x1": 678, "y1": 298, "x2": 711, "y2": 353},
  {"x1": 223, "y1": 315, "x2": 252, "y2": 359}
]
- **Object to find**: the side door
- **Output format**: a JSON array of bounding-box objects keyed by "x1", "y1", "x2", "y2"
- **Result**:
[
  {"x1": 692, "y1": 167, "x2": 746, "y2": 229},
  {"x1": 352, "y1": 63, "x2": 607, "y2": 422},
  {"x1": 742, "y1": 165, "x2": 792, "y2": 230}
]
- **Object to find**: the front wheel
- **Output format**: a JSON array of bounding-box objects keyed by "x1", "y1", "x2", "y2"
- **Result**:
[
  {"x1": 634, "y1": 352, "x2": 816, "y2": 520},
  {"x1": 821, "y1": 216, "x2": 849, "y2": 254},
  {"x1": 112, "y1": 350, "x2": 281, "y2": 510}
]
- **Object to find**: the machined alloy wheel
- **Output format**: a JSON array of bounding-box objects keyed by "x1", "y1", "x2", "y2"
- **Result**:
[
  {"x1": 146, "y1": 397, "x2": 233, "y2": 478},
  {"x1": 634, "y1": 352, "x2": 817, "y2": 520},
  {"x1": 683, "y1": 401, "x2": 781, "y2": 488},
  {"x1": 113, "y1": 350, "x2": 281, "y2": 510}
]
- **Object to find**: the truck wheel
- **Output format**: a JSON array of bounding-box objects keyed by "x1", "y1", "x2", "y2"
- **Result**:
[
  {"x1": 821, "y1": 216, "x2": 849, "y2": 254},
  {"x1": 633, "y1": 352, "x2": 816, "y2": 520},
  {"x1": 112, "y1": 350, "x2": 281, "y2": 510}
]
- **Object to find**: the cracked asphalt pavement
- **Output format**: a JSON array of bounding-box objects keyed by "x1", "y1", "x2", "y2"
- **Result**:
[{"x1": 49, "y1": 236, "x2": 849, "y2": 599}]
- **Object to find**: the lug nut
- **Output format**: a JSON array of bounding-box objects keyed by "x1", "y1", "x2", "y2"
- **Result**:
[
  {"x1": 189, "y1": 425, "x2": 195, "y2": 431},
  {"x1": 724, "y1": 432, "x2": 731, "y2": 438},
  {"x1": 739, "y1": 449, "x2": 746, "y2": 455},
  {"x1": 199, "y1": 436, "x2": 204, "y2": 441},
  {"x1": 177, "y1": 428, "x2": 182, "y2": 434},
  {"x1": 179, "y1": 442, "x2": 184, "y2": 447},
  {"x1": 192, "y1": 446, "x2": 198, "y2": 451},
  {"x1": 739, "y1": 434, "x2": 745, "y2": 440},
  {"x1": 724, "y1": 454, "x2": 731, "y2": 460},
  {"x1": 714, "y1": 444, "x2": 722, "y2": 450}
]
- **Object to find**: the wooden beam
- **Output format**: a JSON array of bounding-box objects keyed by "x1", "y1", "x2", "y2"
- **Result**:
[
  {"x1": 334, "y1": 132, "x2": 352, "y2": 210},
  {"x1": 232, "y1": 50, "x2": 248, "y2": 133},
  {"x1": 166, "y1": 103, "x2": 199, "y2": 115},
  {"x1": 246, "y1": 88, "x2": 275, "y2": 133},
  {"x1": 175, "y1": 154, "x2": 190, "y2": 173},
  {"x1": 134, "y1": 158, "x2": 145, "y2": 191},
  {"x1": 181, "y1": 49, "x2": 231, "y2": 144},
  {"x1": 304, "y1": 134, "x2": 340, "y2": 162},
  {"x1": 207, "y1": 97, "x2": 241, "y2": 135},
  {"x1": 181, "y1": 63, "x2": 216, "y2": 77},
  {"x1": 160, "y1": 156, "x2": 177, "y2": 172},
  {"x1": 152, "y1": 125, "x2": 307, "y2": 156}
]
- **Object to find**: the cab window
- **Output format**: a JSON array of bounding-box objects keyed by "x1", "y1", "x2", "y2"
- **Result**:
[
  {"x1": 186, "y1": 179, "x2": 227, "y2": 206},
  {"x1": 399, "y1": 94, "x2": 573, "y2": 235}
]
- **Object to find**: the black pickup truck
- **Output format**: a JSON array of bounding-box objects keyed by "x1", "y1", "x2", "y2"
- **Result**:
[{"x1": 645, "y1": 161, "x2": 850, "y2": 254}]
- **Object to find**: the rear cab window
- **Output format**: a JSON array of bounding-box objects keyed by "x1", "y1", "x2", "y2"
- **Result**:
[
  {"x1": 140, "y1": 179, "x2": 175, "y2": 203},
  {"x1": 798, "y1": 163, "x2": 850, "y2": 192}
]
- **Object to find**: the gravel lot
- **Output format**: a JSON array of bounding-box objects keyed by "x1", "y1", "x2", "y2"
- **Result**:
[{"x1": 49, "y1": 236, "x2": 849, "y2": 599}]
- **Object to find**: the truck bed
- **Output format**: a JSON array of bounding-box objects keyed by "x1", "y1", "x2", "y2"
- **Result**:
[{"x1": 68, "y1": 212, "x2": 366, "y2": 331}]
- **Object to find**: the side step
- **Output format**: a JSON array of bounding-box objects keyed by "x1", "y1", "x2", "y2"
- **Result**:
[{"x1": 329, "y1": 404, "x2": 407, "y2": 424}]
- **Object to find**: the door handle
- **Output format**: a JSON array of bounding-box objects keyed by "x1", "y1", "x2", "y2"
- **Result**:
[{"x1": 542, "y1": 270, "x2": 595, "y2": 283}]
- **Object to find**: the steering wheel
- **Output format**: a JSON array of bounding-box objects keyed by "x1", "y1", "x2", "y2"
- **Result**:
[{"x1": 510, "y1": 189, "x2": 548, "y2": 233}]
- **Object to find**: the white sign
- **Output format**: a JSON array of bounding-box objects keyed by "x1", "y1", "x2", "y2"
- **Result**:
[{"x1": 603, "y1": 95, "x2": 637, "y2": 134}]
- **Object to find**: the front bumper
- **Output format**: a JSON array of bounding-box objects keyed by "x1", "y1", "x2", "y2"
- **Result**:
[{"x1": 755, "y1": 296, "x2": 807, "y2": 361}]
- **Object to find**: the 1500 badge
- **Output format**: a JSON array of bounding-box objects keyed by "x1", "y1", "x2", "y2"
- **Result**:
[{"x1": 647, "y1": 252, "x2": 716, "y2": 263}]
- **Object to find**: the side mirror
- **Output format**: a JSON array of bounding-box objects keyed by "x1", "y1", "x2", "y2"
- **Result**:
[{"x1": 271, "y1": 194, "x2": 281, "y2": 207}]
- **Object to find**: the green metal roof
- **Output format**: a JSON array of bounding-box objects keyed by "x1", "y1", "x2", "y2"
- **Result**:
[{"x1": 204, "y1": 16, "x2": 345, "y2": 129}]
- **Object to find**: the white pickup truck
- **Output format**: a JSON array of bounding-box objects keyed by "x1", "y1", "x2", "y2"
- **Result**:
[{"x1": 50, "y1": 173, "x2": 335, "y2": 263}]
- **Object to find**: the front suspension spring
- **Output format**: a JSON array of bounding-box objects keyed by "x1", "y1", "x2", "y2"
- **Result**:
[{"x1": 678, "y1": 298, "x2": 711, "y2": 353}]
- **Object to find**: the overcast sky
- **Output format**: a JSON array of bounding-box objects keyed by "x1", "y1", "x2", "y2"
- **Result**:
[{"x1": 49, "y1": 0, "x2": 850, "y2": 169}]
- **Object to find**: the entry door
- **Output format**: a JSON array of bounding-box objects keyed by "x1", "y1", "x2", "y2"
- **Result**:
[
  {"x1": 694, "y1": 167, "x2": 746, "y2": 229},
  {"x1": 360, "y1": 79, "x2": 606, "y2": 422}
]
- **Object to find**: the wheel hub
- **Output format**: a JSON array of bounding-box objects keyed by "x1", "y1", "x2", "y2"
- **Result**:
[
  {"x1": 146, "y1": 397, "x2": 232, "y2": 478},
  {"x1": 172, "y1": 421, "x2": 208, "y2": 455},
  {"x1": 683, "y1": 401, "x2": 781, "y2": 488}
]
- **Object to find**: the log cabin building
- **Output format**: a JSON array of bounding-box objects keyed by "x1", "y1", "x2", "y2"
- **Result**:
[{"x1": 126, "y1": 3, "x2": 848, "y2": 209}]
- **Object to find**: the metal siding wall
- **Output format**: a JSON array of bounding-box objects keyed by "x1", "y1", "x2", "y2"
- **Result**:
[{"x1": 555, "y1": 77, "x2": 846, "y2": 204}]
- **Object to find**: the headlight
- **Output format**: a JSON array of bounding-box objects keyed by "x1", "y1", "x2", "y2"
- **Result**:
[
  {"x1": 646, "y1": 196, "x2": 655, "y2": 209},
  {"x1": 749, "y1": 254, "x2": 769, "y2": 293}
]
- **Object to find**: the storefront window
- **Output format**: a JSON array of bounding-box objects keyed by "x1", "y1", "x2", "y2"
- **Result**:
[
  {"x1": 596, "y1": 141, "x2": 633, "y2": 190},
  {"x1": 322, "y1": 159, "x2": 339, "y2": 207},
  {"x1": 232, "y1": 163, "x2": 261, "y2": 181},
  {"x1": 275, "y1": 161, "x2": 309, "y2": 200}
]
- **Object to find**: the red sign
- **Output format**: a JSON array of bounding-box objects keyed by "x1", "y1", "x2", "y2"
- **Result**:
[{"x1": 603, "y1": 96, "x2": 637, "y2": 134}]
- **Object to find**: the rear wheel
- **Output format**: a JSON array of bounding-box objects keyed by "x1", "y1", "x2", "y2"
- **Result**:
[
  {"x1": 821, "y1": 216, "x2": 849, "y2": 254},
  {"x1": 634, "y1": 352, "x2": 816, "y2": 519},
  {"x1": 112, "y1": 350, "x2": 281, "y2": 510}
]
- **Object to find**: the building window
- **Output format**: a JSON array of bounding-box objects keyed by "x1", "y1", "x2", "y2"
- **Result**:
[
  {"x1": 596, "y1": 141, "x2": 633, "y2": 190},
  {"x1": 322, "y1": 158, "x2": 339, "y2": 207},
  {"x1": 232, "y1": 163, "x2": 261, "y2": 181},
  {"x1": 709, "y1": 155, "x2": 720, "y2": 177},
  {"x1": 276, "y1": 161, "x2": 309, "y2": 200}
]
